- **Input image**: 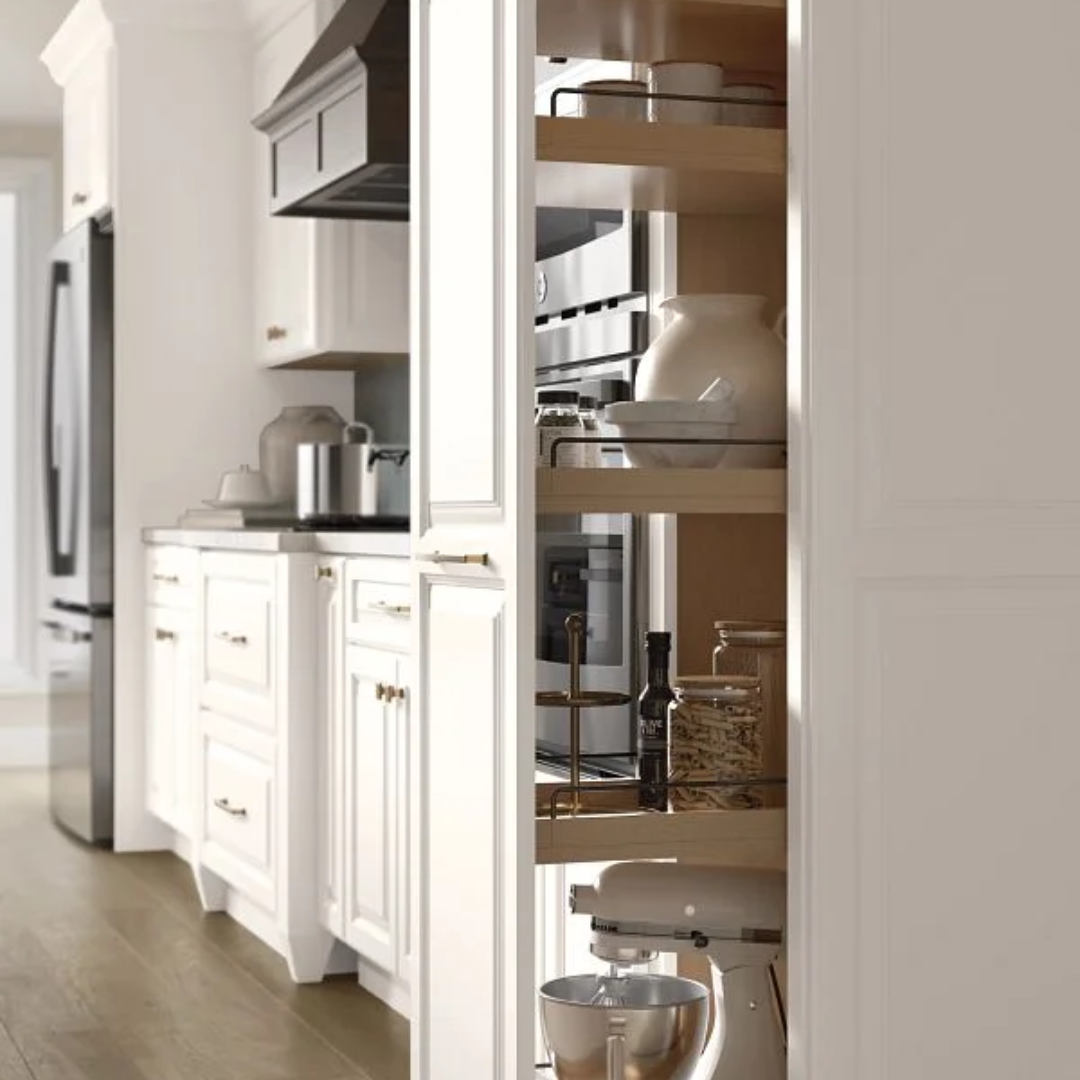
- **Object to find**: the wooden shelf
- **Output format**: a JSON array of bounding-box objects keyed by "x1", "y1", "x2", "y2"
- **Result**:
[
  {"x1": 536, "y1": 806, "x2": 786, "y2": 865},
  {"x1": 536, "y1": 116, "x2": 786, "y2": 214},
  {"x1": 537, "y1": 0, "x2": 787, "y2": 71},
  {"x1": 537, "y1": 467, "x2": 786, "y2": 515}
]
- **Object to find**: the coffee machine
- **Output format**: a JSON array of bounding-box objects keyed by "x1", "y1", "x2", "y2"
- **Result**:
[{"x1": 540, "y1": 862, "x2": 786, "y2": 1080}]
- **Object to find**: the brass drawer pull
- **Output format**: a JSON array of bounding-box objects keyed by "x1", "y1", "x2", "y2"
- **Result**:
[
  {"x1": 315, "y1": 566, "x2": 335, "y2": 581},
  {"x1": 419, "y1": 552, "x2": 489, "y2": 567},
  {"x1": 153, "y1": 573, "x2": 181, "y2": 584},
  {"x1": 390, "y1": 686, "x2": 407, "y2": 701},
  {"x1": 154, "y1": 628, "x2": 177, "y2": 643},
  {"x1": 266, "y1": 325, "x2": 288, "y2": 341},
  {"x1": 214, "y1": 631, "x2": 248, "y2": 646},
  {"x1": 375, "y1": 682, "x2": 388, "y2": 701},
  {"x1": 71, "y1": 191, "x2": 89, "y2": 206},
  {"x1": 369, "y1": 600, "x2": 411, "y2": 615},
  {"x1": 213, "y1": 797, "x2": 247, "y2": 818}
]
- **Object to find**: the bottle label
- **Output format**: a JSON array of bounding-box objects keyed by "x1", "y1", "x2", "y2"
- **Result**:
[{"x1": 537, "y1": 424, "x2": 583, "y2": 468}]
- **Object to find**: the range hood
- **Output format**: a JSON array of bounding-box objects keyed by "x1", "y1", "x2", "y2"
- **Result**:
[{"x1": 254, "y1": 0, "x2": 408, "y2": 221}]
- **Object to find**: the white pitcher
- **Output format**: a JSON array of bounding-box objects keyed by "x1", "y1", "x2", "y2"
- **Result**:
[{"x1": 636, "y1": 294, "x2": 786, "y2": 468}]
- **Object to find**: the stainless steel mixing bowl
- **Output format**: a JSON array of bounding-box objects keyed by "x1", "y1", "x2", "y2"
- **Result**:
[{"x1": 540, "y1": 973, "x2": 710, "y2": 1080}]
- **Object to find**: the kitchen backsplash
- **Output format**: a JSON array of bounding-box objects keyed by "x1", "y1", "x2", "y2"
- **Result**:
[{"x1": 353, "y1": 359, "x2": 409, "y2": 443}]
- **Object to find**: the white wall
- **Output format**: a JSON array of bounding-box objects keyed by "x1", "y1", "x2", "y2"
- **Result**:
[{"x1": 0, "y1": 193, "x2": 14, "y2": 670}]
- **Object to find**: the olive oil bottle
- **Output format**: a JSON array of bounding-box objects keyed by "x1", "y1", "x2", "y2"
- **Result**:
[{"x1": 637, "y1": 631, "x2": 674, "y2": 810}]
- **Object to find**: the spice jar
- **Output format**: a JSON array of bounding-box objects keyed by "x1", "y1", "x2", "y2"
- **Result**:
[
  {"x1": 577, "y1": 395, "x2": 603, "y2": 468},
  {"x1": 536, "y1": 390, "x2": 585, "y2": 468},
  {"x1": 668, "y1": 676, "x2": 763, "y2": 811},
  {"x1": 713, "y1": 621, "x2": 786, "y2": 805}
]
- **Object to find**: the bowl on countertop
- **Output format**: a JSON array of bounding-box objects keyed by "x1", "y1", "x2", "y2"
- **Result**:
[{"x1": 604, "y1": 399, "x2": 738, "y2": 468}]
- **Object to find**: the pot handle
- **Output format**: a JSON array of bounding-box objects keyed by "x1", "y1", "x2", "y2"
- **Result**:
[
  {"x1": 607, "y1": 1017, "x2": 627, "y2": 1080},
  {"x1": 773, "y1": 309, "x2": 788, "y2": 344},
  {"x1": 344, "y1": 422, "x2": 375, "y2": 445}
]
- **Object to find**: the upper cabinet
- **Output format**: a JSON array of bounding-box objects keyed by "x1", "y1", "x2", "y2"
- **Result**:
[
  {"x1": 52, "y1": 40, "x2": 114, "y2": 230},
  {"x1": 252, "y1": 3, "x2": 408, "y2": 369}
]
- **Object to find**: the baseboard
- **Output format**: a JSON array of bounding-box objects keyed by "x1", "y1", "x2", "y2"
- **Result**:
[
  {"x1": 0, "y1": 724, "x2": 47, "y2": 768},
  {"x1": 225, "y1": 890, "x2": 281, "y2": 957},
  {"x1": 356, "y1": 956, "x2": 411, "y2": 1018}
]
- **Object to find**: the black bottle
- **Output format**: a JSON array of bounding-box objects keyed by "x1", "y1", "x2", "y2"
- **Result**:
[{"x1": 637, "y1": 631, "x2": 675, "y2": 810}]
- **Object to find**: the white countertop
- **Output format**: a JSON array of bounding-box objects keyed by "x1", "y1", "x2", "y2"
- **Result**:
[{"x1": 142, "y1": 526, "x2": 411, "y2": 558}]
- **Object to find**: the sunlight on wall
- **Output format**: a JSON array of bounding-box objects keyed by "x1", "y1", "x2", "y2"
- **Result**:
[{"x1": 0, "y1": 192, "x2": 15, "y2": 669}]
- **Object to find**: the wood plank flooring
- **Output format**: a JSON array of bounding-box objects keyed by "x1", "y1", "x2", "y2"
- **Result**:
[{"x1": 0, "y1": 772, "x2": 409, "y2": 1080}]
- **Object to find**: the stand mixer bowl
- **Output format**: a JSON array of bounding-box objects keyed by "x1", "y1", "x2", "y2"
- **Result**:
[{"x1": 540, "y1": 974, "x2": 710, "y2": 1080}]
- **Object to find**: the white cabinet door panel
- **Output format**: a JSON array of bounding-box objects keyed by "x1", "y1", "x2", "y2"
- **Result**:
[
  {"x1": 412, "y1": 0, "x2": 534, "y2": 1071},
  {"x1": 796, "y1": 2, "x2": 1080, "y2": 1078},
  {"x1": 344, "y1": 644, "x2": 398, "y2": 973}
]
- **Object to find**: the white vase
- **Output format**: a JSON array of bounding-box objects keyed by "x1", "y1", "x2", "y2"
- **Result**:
[
  {"x1": 259, "y1": 405, "x2": 347, "y2": 504},
  {"x1": 635, "y1": 294, "x2": 786, "y2": 467}
]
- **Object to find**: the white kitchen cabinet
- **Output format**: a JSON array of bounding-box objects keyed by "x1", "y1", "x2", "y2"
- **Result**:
[
  {"x1": 252, "y1": 3, "x2": 408, "y2": 368},
  {"x1": 315, "y1": 557, "x2": 346, "y2": 940},
  {"x1": 60, "y1": 46, "x2": 113, "y2": 230},
  {"x1": 145, "y1": 605, "x2": 194, "y2": 837},
  {"x1": 411, "y1": 0, "x2": 1080, "y2": 1076}
]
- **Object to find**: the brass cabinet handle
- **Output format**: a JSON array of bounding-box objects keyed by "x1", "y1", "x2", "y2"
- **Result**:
[
  {"x1": 369, "y1": 600, "x2": 411, "y2": 615},
  {"x1": 266, "y1": 325, "x2": 288, "y2": 341},
  {"x1": 419, "y1": 552, "x2": 489, "y2": 566},
  {"x1": 315, "y1": 565, "x2": 335, "y2": 581},
  {"x1": 213, "y1": 631, "x2": 248, "y2": 646},
  {"x1": 155, "y1": 628, "x2": 177, "y2": 643},
  {"x1": 71, "y1": 192, "x2": 89, "y2": 206},
  {"x1": 153, "y1": 573, "x2": 181, "y2": 584},
  {"x1": 213, "y1": 797, "x2": 247, "y2": 818},
  {"x1": 375, "y1": 682, "x2": 388, "y2": 701},
  {"x1": 390, "y1": 685, "x2": 407, "y2": 701}
]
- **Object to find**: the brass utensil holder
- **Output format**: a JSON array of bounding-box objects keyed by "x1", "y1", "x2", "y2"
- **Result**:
[{"x1": 536, "y1": 613, "x2": 632, "y2": 814}]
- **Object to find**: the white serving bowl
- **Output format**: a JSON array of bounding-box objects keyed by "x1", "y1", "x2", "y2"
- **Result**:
[{"x1": 604, "y1": 400, "x2": 738, "y2": 468}]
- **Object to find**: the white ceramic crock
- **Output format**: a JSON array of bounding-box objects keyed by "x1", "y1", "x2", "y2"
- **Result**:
[{"x1": 634, "y1": 294, "x2": 786, "y2": 467}]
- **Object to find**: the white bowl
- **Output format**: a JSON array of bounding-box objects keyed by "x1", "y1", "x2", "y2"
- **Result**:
[
  {"x1": 604, "y1": 400, "x2": 738, "y2": 468},
  {"x1": 214, "y1": 465, "x2": 274, "y2": 507}
]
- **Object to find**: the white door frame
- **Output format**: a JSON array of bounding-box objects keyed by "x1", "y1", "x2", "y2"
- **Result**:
[{"x1": 0, "y1": 156, "x2": 55, "y2": 692}]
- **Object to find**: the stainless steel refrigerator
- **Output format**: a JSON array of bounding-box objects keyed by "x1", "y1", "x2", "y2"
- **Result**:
[{"x1": 42, "y1": 217, "x2": 114, "y2": 844}]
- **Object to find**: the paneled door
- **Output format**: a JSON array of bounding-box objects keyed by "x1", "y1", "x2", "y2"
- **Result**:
[
  {"x1": 410, "y1": 0, "x2": 535, "y2": 1075},
  {"x1": 793, "y1": 1, "x2": 1080, "y2": 1078}
]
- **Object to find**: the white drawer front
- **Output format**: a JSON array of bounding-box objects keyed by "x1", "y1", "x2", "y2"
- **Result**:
[
  {"x1": 345, "y1": 559, "x2": 411, "y2": 648},
  {"x1": 147, "y1": 546, "x2": 199, "y2": 609},
  {"x1": 201, "y1": 560, "x2": 275, "y2": 729},
  {"x1": 201, "y1": 721, "x2": 275, "y2": 912}
]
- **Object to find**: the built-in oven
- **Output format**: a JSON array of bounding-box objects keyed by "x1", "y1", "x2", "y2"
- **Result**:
[{"x1": 535, "y1": 208, "x2": 647, "y2": 768}]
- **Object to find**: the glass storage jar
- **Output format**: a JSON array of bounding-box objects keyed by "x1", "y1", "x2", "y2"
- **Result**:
[
  {"x1": 535, "y1": 390, "x2": 585, "y2": 468},
  {"x1": 713, "y1": 621, "x2": 786, "y2": 805},
  {"x1": 668, "y1": 676, "x2": 763, "y2": 812},
  {"x1": 577, "y1": 395, "x2": 603, "y2": 469}
]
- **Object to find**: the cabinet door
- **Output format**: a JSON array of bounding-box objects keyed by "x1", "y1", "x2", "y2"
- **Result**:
[
  {"x1": 412, "y1": 0, "x2": 534, "y2": 1075},
  {"x1": 343, "y1": 644, "x2": 398, "y2": 972},
  {"x1": 252, "y1": 7, "x2": 320, "y2": 366},
  {"x1": 316, "y1": 558, "x2": 345, "y2": 937},
  {"x1": 62, "y1": 50, "x2": 112, "y2": 230},
  {"x1": 393, "y1": 654, "x2": 411, "y2": 986},
  {"x1": 146, "y1": 604, "x2": 193, "y2": 836}
]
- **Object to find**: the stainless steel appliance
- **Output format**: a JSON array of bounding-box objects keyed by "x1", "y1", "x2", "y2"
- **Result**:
[
  {"x1": 535, "y1": 208, "x2": 646, "y2": 763},
  {"x1": 297, "y1": 423, "x2": 410, "y2": 526},
  {"x1": 43, "y1": 216, "x2": 114, "y2": 844},
  {"x1": 253, "y1": 0, "x2": 409, "y2": 220}
]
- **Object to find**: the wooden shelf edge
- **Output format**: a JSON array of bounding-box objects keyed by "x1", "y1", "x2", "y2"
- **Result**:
[
  {"x1": 536, "y1": 467, "x2": 787, "y2": 515},
  {"x1": 535, "y1": 806, "x2": 786, "y2": 866}
]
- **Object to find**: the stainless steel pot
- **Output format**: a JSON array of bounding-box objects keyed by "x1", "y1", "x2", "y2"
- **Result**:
[
  {"x1": 297, "y1": 422, "x2": 410, "y2": 522},
  {"x1": 540, "y1": 973, "x2": 710, "y2": 1080}
]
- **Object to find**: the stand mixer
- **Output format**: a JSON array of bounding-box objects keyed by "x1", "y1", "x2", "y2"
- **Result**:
[{"x1": 540, "y1": 862, "x2": 786, "y2": 1080}]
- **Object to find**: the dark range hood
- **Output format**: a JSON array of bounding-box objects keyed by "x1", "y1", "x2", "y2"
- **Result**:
[{"x1": 254, "y1": 0, "x2": 408, "y2": 221}]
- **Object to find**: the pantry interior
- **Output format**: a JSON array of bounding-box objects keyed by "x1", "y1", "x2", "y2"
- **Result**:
[{"x1": 528, "y1": 0, "x2": 790, "y2": 1061}]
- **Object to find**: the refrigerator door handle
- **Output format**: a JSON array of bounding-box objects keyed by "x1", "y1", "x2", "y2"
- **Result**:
[{"x1": 44, "y1": 259, "x2": 75, "y2": 577}]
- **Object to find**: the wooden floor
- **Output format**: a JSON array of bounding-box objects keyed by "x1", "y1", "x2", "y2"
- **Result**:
[{"x1": 0, "y1": 772, "x2": 409, "y2": 1080}]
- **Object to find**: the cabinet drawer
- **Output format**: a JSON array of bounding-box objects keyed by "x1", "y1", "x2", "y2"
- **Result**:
[
  {"x1": 200, "y1": 715, "x2": 276, "y2": 913},
  {"x1": 344, "y1": 559, "x2": 410, "y2": 648},
  {"x1": 200, "y1": 555, "x2": 276, "y2": 729},
  {"x1": 146, "y1": 546, "x2": 198, "y2": 609}
]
